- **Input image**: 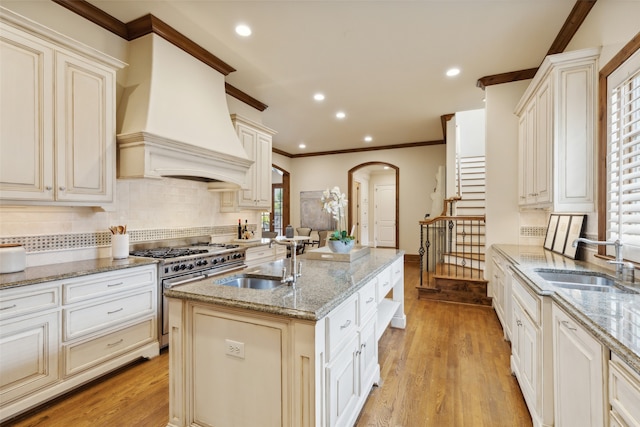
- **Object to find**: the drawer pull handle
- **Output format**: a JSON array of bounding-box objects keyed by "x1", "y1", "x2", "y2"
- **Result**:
[
  {"x1": 107, "y1": 339, "x2": 124, "y2": 348},
  {"x1": 366, "y1": 297, "x2": 374, "y2": 304},
  {"x1": 0, "y1": 304, "x2": 17, "y2": 311},
  {"x1": 108, "y1": 307, "x2": 124, "y2": 315},
  {"x1": 516, "y1": 320, "x2": 522, "y2": 327},
  {"x1": 340, "y1": 320, "x2": 352, "y2": 330},
  {"x1": 107, "y1": 282, "x2": 124, "y2": 287},
  {"x1": 561, "y1": 320, "x2": 577, "y2": 331}
]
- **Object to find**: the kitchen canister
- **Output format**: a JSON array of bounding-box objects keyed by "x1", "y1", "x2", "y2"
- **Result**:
[
  {"x1": 0, "y1": 244, "x2": 26, "y2": 273},
  {"x1": 285, "y1": 225, "x2": 294, "y2": 238},
  {"x1": 111, "y1": 234, "x2": 130, "y2": 259}
]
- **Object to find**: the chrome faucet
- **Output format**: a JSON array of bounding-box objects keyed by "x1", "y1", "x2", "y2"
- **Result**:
[
  {"x1": 270, "y1": 238, "x2": 302, "y2": 286},
  {"x1": 572, "y1": 238, "x2": 634, "y2": 281}
]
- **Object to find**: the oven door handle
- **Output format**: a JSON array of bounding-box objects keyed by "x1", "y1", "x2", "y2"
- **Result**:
[{"x1": 164, "y1": 274, "x2": 207, "y2": 289}]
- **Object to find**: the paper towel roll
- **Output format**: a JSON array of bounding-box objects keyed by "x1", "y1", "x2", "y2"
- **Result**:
[{"x1": 0, "y1": 244, "x2": 26, "y2": 273}]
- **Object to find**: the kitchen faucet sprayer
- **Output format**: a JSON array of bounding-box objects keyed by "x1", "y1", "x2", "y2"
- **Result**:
[
  {"x1": 270, "y1": 238, "x2": 302, "y2": 287},
  {"x1": 572, "y1": 238, "x2": 634, "y2": 282}
]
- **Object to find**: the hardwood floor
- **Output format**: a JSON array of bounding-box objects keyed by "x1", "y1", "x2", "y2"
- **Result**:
[{"x1": 4, "y1": 263, "x2": 531, "y2": 427}]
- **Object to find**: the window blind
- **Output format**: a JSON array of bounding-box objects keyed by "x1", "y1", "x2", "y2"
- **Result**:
[{"x1": 608, "y1": 50, "x2": 640, "y2": 261}]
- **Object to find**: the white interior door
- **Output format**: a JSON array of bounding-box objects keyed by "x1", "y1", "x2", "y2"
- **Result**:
[{"x1": 374, "y1": 184, "x2": 395, "y2": 247}]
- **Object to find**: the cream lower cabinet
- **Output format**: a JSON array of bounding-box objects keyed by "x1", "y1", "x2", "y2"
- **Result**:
[
  {"x1": 489, "y1": 250, "x2": 512, "y2": 340},
  {"x1": 245, "y1": 245, "x2": 280, "y2": 268},
  {"x1": 510, "y1": 273, "x2": 554, "y2": 427},
  {"x1": 0, "y1": 10, "x2": 124, "y2": 208},
  {"x1": 168, "y1": 257, "x2": 404, "y2": 427},
  {"x1": 0, "y1": 264, "x2": 159, "y2": 422},
  {"x1": 609, "y1": 353, "x2": 640, "y2": 426},
  {"x1": 0, "y1": 283, "x2": 60, "y2": 407},
  {"x1": 552, "y1": 303, "x2": 607, "y2": 427}
]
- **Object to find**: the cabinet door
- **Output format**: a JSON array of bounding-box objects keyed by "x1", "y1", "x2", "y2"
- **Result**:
[
  {"x1": 518, "y1": 114, "x2": 528, "y2": 205},
  {"x1": 237, "y1": 123, "x2": 259, "y2": 207},
  {"x1": 511, "y1": 299, "x2": 537, "y2": 409},
  {"x1": 0, "y1": 27, "x2": 54, "y2": 201},
  {"x1": 0, "y1": 311, "x2": 60, "y2": 404},
  {"x1": 524, "y1": 101, "x2": 537, "y2": 205},
  {"x1": 326, "y1": 334, "x2": 360, "y2": 427},
  {"x1": 534, "y1": 79, "x2": 552, "y2": 204},
  {"x1": 254, "y1": 131, "x2": 272, "y2": 208},
  {"x1": 358, "y1": 317, "x2": 378, "y2": 397},
  {"x1": 553, "y1": 305, "x2": 606, "y2": 427},
  {"x1": 54, "y1": 51, "x2": 114, "y2": 203}
]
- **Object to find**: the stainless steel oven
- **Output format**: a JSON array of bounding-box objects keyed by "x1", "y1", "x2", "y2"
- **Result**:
[{"x1": 129, "y1": 237, "x2": 246, "y2": 348}]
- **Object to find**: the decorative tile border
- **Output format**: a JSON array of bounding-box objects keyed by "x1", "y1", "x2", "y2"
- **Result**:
[
  {"x1": 0, "y1": 225, "x2": 257, "y2": 253},
  {"x1": 520, "y1": 226, "x2": 546, "y2": 237}
]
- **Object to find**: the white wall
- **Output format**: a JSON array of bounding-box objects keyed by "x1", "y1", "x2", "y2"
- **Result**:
[
  {"x1": 484, "y1": 80, "x2": 529, "y2": 248},
  {"x1": 457, "y1": 109, "x2": 486, "y2": 158},
  {"x1": 286, "y1": 144, "x2": 446, "y2": 255}
]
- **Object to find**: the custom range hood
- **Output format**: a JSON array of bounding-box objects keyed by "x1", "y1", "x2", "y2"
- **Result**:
[{"x1": 116, "y1": 33, "x2": 252, "y2": 190}]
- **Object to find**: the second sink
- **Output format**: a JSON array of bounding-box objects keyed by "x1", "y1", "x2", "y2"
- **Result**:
[
  {"x1": 535, "y1": 269, "x2": 637, "y2": 294},
  {"x1": 215, "y1": 274, "x2": 282, "y2": 290}
]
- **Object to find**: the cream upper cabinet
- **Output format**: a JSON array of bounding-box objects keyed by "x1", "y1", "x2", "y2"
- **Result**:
[
  {"x1": 515, "y1": 47, "x2": 599, "y2": 212},
  {"x1": 0, "y1": 10, "x2": 124, "y2": 208},
  {"x1": 222, "y1": 115, "x2": 276, "y2": 211}
]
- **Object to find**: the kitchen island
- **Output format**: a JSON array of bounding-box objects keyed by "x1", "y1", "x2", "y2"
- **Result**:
[{"x1": 164, "y1": 248, "x2": 405, "y2": 427}]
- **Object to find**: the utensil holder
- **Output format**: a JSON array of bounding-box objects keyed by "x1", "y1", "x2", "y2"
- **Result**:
[{"x1": 112, "y1": 234, "x2": 130, "y2": 259}]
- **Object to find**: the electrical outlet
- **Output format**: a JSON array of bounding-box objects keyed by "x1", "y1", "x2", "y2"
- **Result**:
[{"x1": 225, "y1": 339, "x2": 245, "y2": 359}]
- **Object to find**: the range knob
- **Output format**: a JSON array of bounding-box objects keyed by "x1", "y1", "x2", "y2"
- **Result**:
[
  {"x1": 218, "y1": 257, "x2": 225, "y2": 263},
  {"x1": 212, "y1": 258, "x2": 218, "y2": 265},
  {"x1": 172, "y1": 265, "x2": 181, "y2": 272},
  {"x1": 188, "y1": 263, "x2": 194, "y2": 270},
  {"x1": 180, "y1": 264, "x2": 187, "y2": 270},
  {"x1": 202, "y1": 259, "x2": 208, "y2": 266}
]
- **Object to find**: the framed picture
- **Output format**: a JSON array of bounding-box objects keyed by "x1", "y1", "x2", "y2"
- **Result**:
[
  {"x1": 563, "y1": 214, "x2": 586, "y2": 259},
  {"x1": 552, "y1": 215, "x2": 571, "y2": 254},
  {"x1": 544, "y1": 214, "x2": 559, "y2": 250}
]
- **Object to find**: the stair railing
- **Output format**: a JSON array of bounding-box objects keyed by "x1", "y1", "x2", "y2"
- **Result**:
[{"x1": 419, "y1": 197, "x2": 485, "y2": 288}]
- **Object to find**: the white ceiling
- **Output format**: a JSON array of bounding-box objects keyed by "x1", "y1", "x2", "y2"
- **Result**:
[{"x1": 88, "y1": 0, "x2": 577, "y2": 154}]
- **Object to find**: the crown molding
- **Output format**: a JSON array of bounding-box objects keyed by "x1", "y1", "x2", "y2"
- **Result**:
[{"x1": 273, "y1": 140, "x2": 444, "y2": 158}]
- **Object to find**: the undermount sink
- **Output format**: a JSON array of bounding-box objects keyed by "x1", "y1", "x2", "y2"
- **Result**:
[
  {"x1": 535, "y1": 269, "x2": 637, "y2": 294},
  {"x1": 214, "y1": 274, "x2": 283, "y2": 290}
]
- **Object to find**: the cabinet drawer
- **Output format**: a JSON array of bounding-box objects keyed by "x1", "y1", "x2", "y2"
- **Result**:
[
  {"x1": 326, "y1": 294, "x2": 358, "y2": 360},
  {"x1": 63, "y1": 266, "x2": 156, "y2": 304},
  {"x1": 377, "y1": 266, "x2": 392, "y2": 300},
  {"x1": 0, "y1": 284, "x2": 59, "y2": 320},
  {"x1": 610, "y1": 354, "x2": 640, "y2": 426},
  {"x1": 358, "y1": 278, "x2": 377, "y2": 325},
  {"x1": 512, "y1": 275, "x2": 540, "y2": 324},
  {"x1": 390, "y1": 258, "x2": 403, "y2": 285},
  {"x1": 63, "y1": 317, "x2": 155, "y2": 376},
  {"x1": 63, "y1": 288, "x2": 155, "y2": 341}
]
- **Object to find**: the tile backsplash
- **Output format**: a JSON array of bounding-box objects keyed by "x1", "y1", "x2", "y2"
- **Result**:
[{"x1": 0, "y1": 177, "x2": 262, "y2": 266}]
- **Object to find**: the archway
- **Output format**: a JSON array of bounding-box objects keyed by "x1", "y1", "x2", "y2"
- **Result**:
[{"x1": 348, "y1": 162, "x2": 399, "y2": 249}]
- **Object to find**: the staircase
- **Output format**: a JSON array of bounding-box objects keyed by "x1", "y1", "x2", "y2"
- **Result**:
[{"x1": 418, "y1": 156, "x2": 489, "y2": 305}]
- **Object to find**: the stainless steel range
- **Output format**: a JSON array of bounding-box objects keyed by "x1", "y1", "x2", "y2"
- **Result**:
[{"x1": 129, "y1": 236, "x2": 247, "y2": 348}]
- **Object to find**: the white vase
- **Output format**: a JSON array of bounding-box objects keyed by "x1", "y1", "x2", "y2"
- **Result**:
[
  {"x1": 327, "y1": 239, "x2": 355, "y2": 254},
  {"x1": 112, "y1": 234, "x2": 130, "y2": 259}
]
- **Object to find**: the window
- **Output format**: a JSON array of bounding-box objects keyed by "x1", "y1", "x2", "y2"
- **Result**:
[{"x1": 607, "y1": 49, "x2": 640, "y2": 261}]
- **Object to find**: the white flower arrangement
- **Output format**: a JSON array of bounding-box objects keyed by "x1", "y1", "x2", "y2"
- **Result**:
[{"x1": 321, "y1": 186, "x2": 354, "y2": 242}]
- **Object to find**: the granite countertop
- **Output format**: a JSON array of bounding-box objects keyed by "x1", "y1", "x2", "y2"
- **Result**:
[
  {"x1": 165, "y1": 248, "x2": 404, "y2": 321},
  {"x1": 493, "y1": 244, "x2": 640, "y2": 376},
  {"x1": 0, "y1": 257, "x2": 158, "y2": 289}
]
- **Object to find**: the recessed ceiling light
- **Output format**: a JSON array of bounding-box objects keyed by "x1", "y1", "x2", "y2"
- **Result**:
[
  {"x1": 313, "y1": 93, "x2": 325, "y2": 101},
  {"x1": 364, "y1": 136, "x2": 372, "y2": 142},
  {"x1": 336, "y1": 111, "x2": 346, "y2": 119},
  {"x1": 235, "y1": 24, "x2": 252, "y2": 37},
  {"x1": 446, "y1": 67, "x2": 460, "y2": 77},
  {"x1": 298, "y1": 143, "x2": 306, "y2": 149}
]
